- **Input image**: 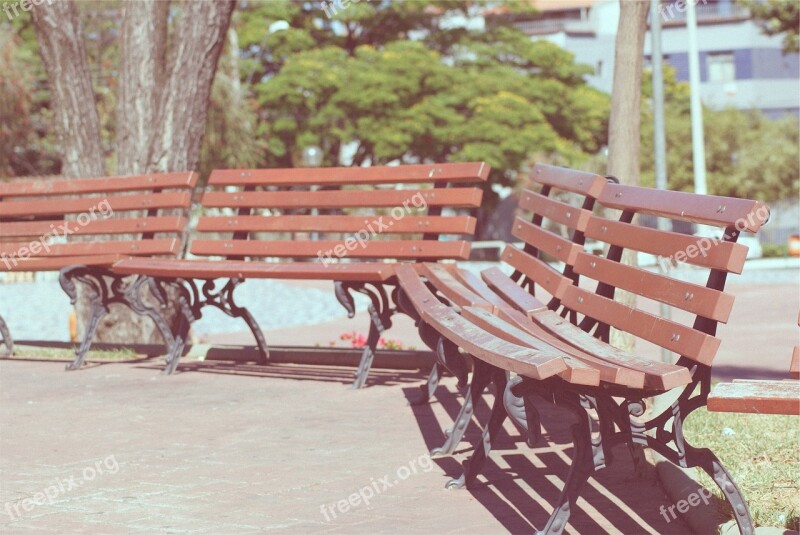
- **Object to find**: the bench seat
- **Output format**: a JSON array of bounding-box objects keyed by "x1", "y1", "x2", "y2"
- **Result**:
[
  {"x1": 113, "y1": 258, "x2": 394, "y2": 282},
  {"x1": 708, "y1": 380, "x2": 800, "y2": 415},
  {"x1": 2, "y1": 254, "x2": 129, "y2": 272}
]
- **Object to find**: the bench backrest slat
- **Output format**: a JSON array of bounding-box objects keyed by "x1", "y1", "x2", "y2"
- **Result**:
[
  {"x1": 0, "y1": 172, "x2": 197, "y2": 270},
  {"x1": 192, "y1": 163, "x2": 488, "y2": 262},
  {"x1": 209, "y1": 162, "x2": 489, "y2": 187},
  {"x1": 568, "y1": 182, "x2": 769, "y2": 366}
]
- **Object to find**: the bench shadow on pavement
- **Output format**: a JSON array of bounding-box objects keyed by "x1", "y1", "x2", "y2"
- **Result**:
[
  {"x1": 402, "y1": 383, "x2": 693, "y2": 535},
  {"x1": 134, "y1": 360, "x2": 428, "y2": 387}
]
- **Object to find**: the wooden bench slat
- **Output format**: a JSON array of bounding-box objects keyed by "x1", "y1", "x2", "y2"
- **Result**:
[
  {"x1": 512, "y1": 218, "x2": 583, "y2": 265},
  {"x1": 0, "y1": 192, "x2": 193, "y2": 218},
  {"x1": 518, "y1": 190, "x2": 593, "y2": 232},
  {"x1": 0, "y1": 172, "x2": 197, "y2": 197},
  {"x1": 500, "y1": 246, "x2": 573, "y2": 300},
  {"x1": 195, "y1": 215, "x2": 476, "y2": 235},
  {"x1": 708, "y1": 381, "x2": 800, "y2": 415},
  {"x1": 524, "y1": 307, "x2": 693, "y2": 391},
  {"x1": 420, "y1": 263, "x2": 494, "y2": 311},
  {"x1": 462, "y1": 307, "x2": 600, "y2": 386},
  {"x1": 531, "y1": 164, "x2": 606, "y2": 197},
  {"x1": 190, "y1": 239, "x2": 470, "y2": 260},
  {"x1": 0, "y1": 216, "x2": 188, "y2": 238},
  {"x1": 201, "y1": 188, "x2": 483, "y2": 210},
  {"x1": 395, "y1": 264, "x2": 568, "y2": 381},
  {"x1": 208, "y1": 162, "x2": 489, "y2": 187},
  {"x1": 584, "y1": 216, "x2": 749, "y2": 273},
  {"x1": 450, "y1": 268, "x2": 513, "y2": 310},
  {"x1": 0, "y1": 238, "x2": 180, "y2": 261},
  {"x1": 112, "y1": 258, "x2": 393, "y2": 281},
  {"x1": 561, "y1": 286, "x2": 721, "y2": 365},
  {"x1": 480, "y1": 266, "x2": 548, "y2": 316},
  {"x1": 1, "y1": 254, "x2": 128, "y2": 272},
  {"x1": 599, "y1": 184, "x2": 770, "y2": 232},
  {"x1": 572, "y1": 252, "x2": 735, "y2": 323}
]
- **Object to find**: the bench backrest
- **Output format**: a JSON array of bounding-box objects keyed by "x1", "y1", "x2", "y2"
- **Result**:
[
  {"x1": 0, "y1": 172, "x2": 198, "y2": 270},
  {"x1": 501, "y1": 163, "x2": 607, "y2": 310},
  {"x1": 192, "y1": 163, "x2": 489, "y2": 262},
  {"x1": 558, "y1": 182, "x2": 769, "y2": 367}
]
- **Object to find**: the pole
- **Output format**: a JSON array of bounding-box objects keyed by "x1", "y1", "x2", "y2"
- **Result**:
[
  {"x1": 651, "y1": 0, "x2": 673, "y2": 364},
  {"x1": 686, "y1": 0, "x2": 707, "y2": 195}
]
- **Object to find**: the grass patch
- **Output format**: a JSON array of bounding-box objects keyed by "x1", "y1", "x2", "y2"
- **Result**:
[
  {"x1": 683, "y1": 406, "x2": 800, "y2": 530},
  {"x1": 9, "y1": 345, "x2": 137, "y2": 362}
]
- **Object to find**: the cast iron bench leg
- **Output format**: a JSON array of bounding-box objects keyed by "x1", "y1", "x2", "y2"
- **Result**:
[
  {"x1": 0, "y1": 313, "x2": 13, "y2": 357},
  {"x1": 446, "y1": 360, "x2": 509, "y2": 488},
  {"x1": 351, "y1": 304, "x2": 385, "y2": 389}
]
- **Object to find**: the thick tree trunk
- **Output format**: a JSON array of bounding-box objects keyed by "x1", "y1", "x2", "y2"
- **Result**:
[
  {"x1": 33, "y1": 0, "x2": 235, "y2": 347},
  {"x1": 606, "y1": 0, "x2": 649, "y2": 352},
  {"x1": 31, "y1": 0, "x2": 104, "y2": 178},
  {"x1": 147, "y1": 0, "x2": 236, "y2": 172},
  {"x1": 116, "y1": 0, "x2": 169, "y2": 175}
]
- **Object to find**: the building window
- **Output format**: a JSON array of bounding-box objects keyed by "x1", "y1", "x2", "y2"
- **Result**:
[{"x1": 707, "y1": 52, "x2": 736, "y2": 82}]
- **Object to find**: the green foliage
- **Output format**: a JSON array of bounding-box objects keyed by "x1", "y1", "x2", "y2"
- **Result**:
[
  {"x1": 739, "y1": 0, "x2": 799, "y2": 53},
  {"x1": 640, "y1": 66, "x2": 799, "y2": 202}
]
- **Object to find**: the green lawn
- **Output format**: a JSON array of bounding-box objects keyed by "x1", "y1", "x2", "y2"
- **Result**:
[{"x1": 683, "y1": 406, "x2": 800, "y2": 530}]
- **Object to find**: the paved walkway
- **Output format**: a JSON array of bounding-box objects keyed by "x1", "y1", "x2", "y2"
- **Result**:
[{"x1": 1, "y1": 359, "x2": 689, "y2": 534}]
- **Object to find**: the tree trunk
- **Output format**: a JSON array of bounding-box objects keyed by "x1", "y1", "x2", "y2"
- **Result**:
[
  {"x1": 33, "y1": 0, "x2": 235, "y2": 347},
  {"x1": 31, "y1": 0, "x2": 104, "y2": 178},
  {"x1": 147, "y1": 0, "x2": 236, "y2": 172},
  {"x1": 116, "y1": 0, "x2": 169, "y2": 175},
  {"x1": 606, "y1": 0, "x2": 649, "y2": 352}
]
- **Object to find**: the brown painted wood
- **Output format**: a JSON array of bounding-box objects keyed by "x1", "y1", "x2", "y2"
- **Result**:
[
  {"x1": 523, "y1": 308, "x2": 692, "y2": 391},
  {"x1": 209, "y1": 162, "x2": 489, "y2": 187},
  {"x1": 0, "y1": 172, "x2": 197, "y2": 197},
  {"x1": 420, "y1": 263, "x2": 494, "y2": 311},
  {"x1": 498, "y1": 308, "x2": 648, "y2": 389},
  {"x1": 0, "y1": 216, "x2": 188, "y2": 238},
  {"x1": 512, "y1": 218, "x2": 582, "y2": 265},
  {"x1": 500, "y1": 246, "x2": 573, "y2": 299},
  {"x1": 394, "y1": 264, "x2": 568, "y2": 381},
  {"x1": 583, "y1": 216, "x2": 749, "y2": 273},
  {"x1": 518, "y1": 190, "x2": 593, "y2": 232},
  {"x1": 531, "y1": 164, "x2": 606, "y2": 197},
  {"x1": 560, "y1": 286, "x2": 721, "y2": 365},
  {"x1": 450, "y1": 268, "x2": 512, "y2": 310},
  {"x1": 112, "y1": 258, "x2": 393, "y2": 282},
  {"x1": 572, "y1": 252, "x2": 735, "y2": 323},
  {"x1": 196, "y1": 215, "x2": 476, "y2": 235},
  {"x1": 190, "y1": 239, "x2": 470, "y2": 260},
  {"x1": 0, "y1": 192, "x2": 193, "y2": 218},
  {"x1": 480, "y1": 266, "x2": 548, "y2": 316},
  {"x1": 462, "y1": 306, "x2": 600, "y2": 386},
  {"x1": 708, "y1": 381, "x2": 800, "y2": 415},
  {"x1": 0, "y1": 238, "x2": 180, "y2": 259},
  {"x1": 599, "y1": 183, "x2": 770, "y2": 232},
  {"x1": 201, "y1": 188, "x2": 483, "y2": 210},
  {"x1": 1, "y1": 254, "x2": 127, "y2": 272}
]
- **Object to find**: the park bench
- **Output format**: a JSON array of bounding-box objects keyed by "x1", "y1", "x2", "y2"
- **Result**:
[
  {"x1": 110, "y1": 163, "x2": 489, "y2": 382},
  {"x1": 0, "y1": 172, "x2": 198, "y2": 366},
  {"x1": 395, "y1": 163, "x2": 770, "y2": 535},
  {"x1": 708, "y1": 313, "x2": 799, "y2": 415}
]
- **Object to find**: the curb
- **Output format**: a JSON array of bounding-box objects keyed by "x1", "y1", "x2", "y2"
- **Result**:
[{"x1": 649, "y1": 394, "x2": 795, "y2": 535}]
